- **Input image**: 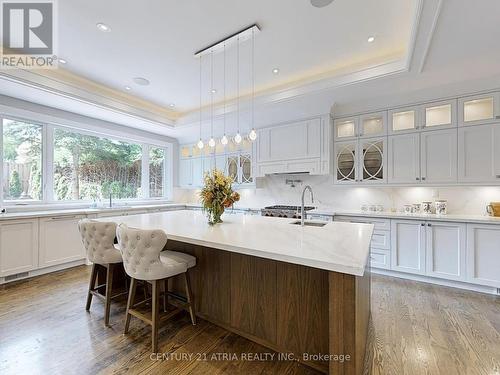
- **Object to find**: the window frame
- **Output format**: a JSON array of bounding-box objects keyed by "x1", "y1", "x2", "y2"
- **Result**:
[{"x1": 0, "y1": 114, "x2": 173, "y2": 206}]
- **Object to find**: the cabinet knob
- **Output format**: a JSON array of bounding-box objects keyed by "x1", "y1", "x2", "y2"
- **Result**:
[
  {"x1": 421, "y1": 223, "x2": 425, "y2": 226},
  {"x1": 416, "y1": 177, "x2": 420, "y2": 181},
  {"x1": 496, "y1": 175, "x2": 500, "y2": 178},
  {"x1": 427, "y1": 223, "x2": 431, "y2": 227},
  {"x1": 422, "y1": 177, "x2": 426, "y2": 181}
]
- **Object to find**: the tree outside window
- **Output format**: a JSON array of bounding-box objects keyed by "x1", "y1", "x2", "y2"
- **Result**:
[
  {"x1": 2, "y1": 119, "x2": 42, "y2": 201},
  {"x1": 53, "y1": 129, "x2": 142, "y2": 201},
  {"x1": 149, "y1": 147, "x2": 165, "y2": 198}
]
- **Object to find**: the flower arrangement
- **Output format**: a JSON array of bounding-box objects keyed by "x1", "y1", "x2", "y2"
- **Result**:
[{"x1": 199, "y1": 169, "x2": 240, "y2": 225}]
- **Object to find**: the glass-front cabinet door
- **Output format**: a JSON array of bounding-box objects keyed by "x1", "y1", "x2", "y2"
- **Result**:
[
  {"x1": 334, "y1": 117, "x2": 358, "y2": 140},
  {"x1": 421, "y1": 99, "x2": 456, "y2": 130},
  {"x1": 360, "y1": 138, "x2": 386, "y2": 183},
  {"x1": 335, "y1": 141, "x2": 358, "y2": 184},
  {"x1": 239, "y1": 154, "x2": 253, "y2": 184},
  {"x1": 359, "y1": 112, "x2": 387, "y2": 138},
  {"x1": 458, "y1": 92, "x2": 500, "y2": 126},
  {"x1": 227, "y1": 156, "x2": 238, "y2": 182},
  {"x1": 388, "y1": 106, "x2": 419, "y2": 134}
]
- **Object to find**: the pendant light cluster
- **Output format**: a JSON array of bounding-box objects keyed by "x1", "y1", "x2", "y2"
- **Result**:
[{"x1": 195, "y1": 25, "x2": 259, "y2": 150}]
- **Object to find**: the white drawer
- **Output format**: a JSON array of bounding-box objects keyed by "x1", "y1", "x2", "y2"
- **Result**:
[
  {"x1": 335, "y1": 216, "x2": 391, "y2": 231},
  {"x1": 370, "y1": 230, "x2": 390, "y2": 250},
  {"x1": 369, "y1": 248, "x2": 390, "y2": 270}
]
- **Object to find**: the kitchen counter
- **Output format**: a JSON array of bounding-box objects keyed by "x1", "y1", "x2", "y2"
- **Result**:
[
  {"x1": 99, "y1": 209, "x2": 374, "y2": 276},
  {"x1": 0, "y1": 203, "x2": 185, "y2": 220},
  {"x1": 309, "y1": 208, "x2": 500, "y2": 224}
]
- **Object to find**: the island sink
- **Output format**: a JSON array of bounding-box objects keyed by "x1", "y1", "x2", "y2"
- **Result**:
[{"x1": 290, "y1": 220, "x2": 327, "y2": 227}]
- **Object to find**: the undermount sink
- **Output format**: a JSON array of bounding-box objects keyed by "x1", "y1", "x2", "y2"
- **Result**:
[{"x1": 290, "y1": 221, "x2": 327, "y2": 227}]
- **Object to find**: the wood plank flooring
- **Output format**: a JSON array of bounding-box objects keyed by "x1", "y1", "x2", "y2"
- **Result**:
[{"x1": 1, "y1": 265, "x2": 499, "y2": 375}]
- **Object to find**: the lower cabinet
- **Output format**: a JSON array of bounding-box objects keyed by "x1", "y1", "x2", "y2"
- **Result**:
[
  {"x1": 391, "y1": 220, "x2": 426, "y2": 275},
  {"x1": 0, "y1": 219, "x2": 39, "y2": 277},
  {"x1": 466, "y1": 224, "x2": 500, "y2": 288},
  {"x1": 425, "y1": 222, "x2": 466, "y2": 281},
  {"x1": 38, "y1": 215, "x2": 86, "y2": 268}
]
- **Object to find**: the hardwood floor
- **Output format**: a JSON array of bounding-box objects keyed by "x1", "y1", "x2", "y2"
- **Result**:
[{"x1": 1, "y1": 265, "x2": 499, "y2": 375}]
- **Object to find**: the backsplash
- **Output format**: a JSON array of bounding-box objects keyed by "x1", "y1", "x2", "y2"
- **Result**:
[{"x1": 174, "y1": 175, "x2": 500, "y2": 215}]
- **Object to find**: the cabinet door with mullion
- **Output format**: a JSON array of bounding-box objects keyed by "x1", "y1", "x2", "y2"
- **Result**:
[
  {"x1": 334, "y1": 140, "x2": 358, "y2": 184},
  {"x1": 359, "y1": 137, "x2": 387, "y2": 184}
]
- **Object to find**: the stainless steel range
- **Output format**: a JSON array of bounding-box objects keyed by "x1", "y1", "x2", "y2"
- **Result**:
[{"x1": 261, "y1": 205, "x2": 315, "y2": 219}]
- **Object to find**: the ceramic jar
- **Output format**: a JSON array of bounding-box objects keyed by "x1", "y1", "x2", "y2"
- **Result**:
[
  {"x1": 422, "y1": 201, "x2": 433, "y2": 214},
  {"x1": 434, "y1": 200, "x2": 447, "y2": 215}
]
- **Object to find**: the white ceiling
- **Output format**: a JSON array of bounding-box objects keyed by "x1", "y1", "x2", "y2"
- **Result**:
[{"x1": 56, "y1": 0, "x2": 416, "y2": 112}]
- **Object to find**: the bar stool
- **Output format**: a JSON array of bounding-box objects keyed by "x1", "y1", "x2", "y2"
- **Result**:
[
  {"x1": 78, "y1": 219, "x2": 124, "y2": 326},
  {"x1": 116, "y1": 224, "x2": 196, "y2": 352}
]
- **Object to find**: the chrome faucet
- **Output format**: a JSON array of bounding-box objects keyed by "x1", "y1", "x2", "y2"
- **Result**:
[{"x1": 301, "y1": 185, "x2": 314, "y2": 226}]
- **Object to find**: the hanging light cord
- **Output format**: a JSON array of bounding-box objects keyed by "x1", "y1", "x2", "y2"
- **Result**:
[
  {"x1": 252, "y1": 28, "x2": 255, "y2": 132},
  {"x1": 199, "y1": 55, "x2": 202, "y2": 142},
  {"x1": 237, "y1": 36, "x2": 240, "y2": 136},
  {"x1": 223, "y1": 43, "x2": 226, "y2": 138},
  {"x1": 210, "y1": 50, "x2": 214, "y2": 142}
]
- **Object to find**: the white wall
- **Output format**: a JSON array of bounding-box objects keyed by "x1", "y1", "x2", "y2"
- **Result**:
[{"x1": 174, "y1": 175, "x2": 500, "y2": 215}]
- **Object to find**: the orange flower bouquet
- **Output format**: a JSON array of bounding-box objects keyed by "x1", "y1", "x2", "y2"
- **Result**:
[{"x1": 199, "y1": 169, "x2": 240, "y2": 225}]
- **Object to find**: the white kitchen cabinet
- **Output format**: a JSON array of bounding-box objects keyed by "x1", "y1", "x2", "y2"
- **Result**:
[
  {"x1": 388, "y1": 106, "x2": 420, "y2": 134},
  {"x1": 458, "y1": 92, "x2": 500, "y2": 127},
  {"x1": 39, "y1": 215, "x2": 86, "y2": 268},
  {"x1": 466, "y1": 224, "x2": 500, "y2": 288},
  {"x1": 420, "y1": 128, "x2": 457, "y2": 183},
  {"x1": 333, "y1": 116, "x2": 358, "y2": 141},
  {"x1": 387, "y1": 133, "x2": 420, "y2": 184},
  {"x1": 421, "y1": 99, "x2": 457, "y2": 131},
  {"x1": 458, "y1": 123, "x2": 500, "y2": 183},
  {"x1": 359, "y1": 112, "x2": 387, "y2": 138},
  {"x1": 391, "y1": 220, "x2": 426, "y2": 275},
  {"x1": 425, "y1": 222, "x2": 466, "y2": 281},
  {"x1": 334, "y1": 140, "x2": 358, "y2": 184},
  {"x1": 359, "y1": 137, "x2": 386, "y2": 183},
  {"x1": 0, "y1": 219, "x2": 39, "y2": 277},
  {"x1": 369, "y1": 249, "x2": 391, "y2": 270},
  {"x1": 191, "y1": 157, "x2": 203, "y2": 187},
  {"x1": 179, "y1": 158, "x2": 193, "y2": 187}
]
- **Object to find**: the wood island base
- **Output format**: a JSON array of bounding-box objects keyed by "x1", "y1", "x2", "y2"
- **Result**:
[{"x1": 166, "y1": 240, "x2": 371, "y2": 375}]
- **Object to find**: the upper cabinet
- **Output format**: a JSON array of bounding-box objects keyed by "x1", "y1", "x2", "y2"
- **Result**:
[
  {"x1": 334, "y1": 111, "x2": 387, "y2": 140},
  {"x1": 421, "y1": 99, "x2": 457, "y2": 130},
  {"x1": 458, "y1": 92, "x2": 500, "y2": 127},
  {"x1": 255, "y1": 116, "x2": 330, "y2": 177},
  {"x1": 388, "y1": 106, "x2": 419, "y2": 134}
]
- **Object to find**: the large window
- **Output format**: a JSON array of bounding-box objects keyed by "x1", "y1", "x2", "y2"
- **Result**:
[
  {"x1": 2, "y1": 119, "x2": 42, "y2": 201},
  {"x1": 149, "y1": 146, "x2": 165, "y2": 198},
  {"x1": 53, "y1": 128, "x2": 143, "y2": 201}
]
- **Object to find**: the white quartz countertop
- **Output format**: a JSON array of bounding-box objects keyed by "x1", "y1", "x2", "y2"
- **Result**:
[
  {"x1": 309, "y1": 208, "x2": 500, "y2": 225},
  {"x1": 0, "y1": 203, "x2": 185, "y2": 220},
  {"x1": 98, "y1": 210, "x2": 374, "y2": 276}
]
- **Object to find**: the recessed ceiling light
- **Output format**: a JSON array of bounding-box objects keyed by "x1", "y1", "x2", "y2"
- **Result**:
[
  {"x1": 58, "y1": 58, "x2": 67, "y2": 64},
  {"x1": 96, "y1": 23, "x2": 111, "y2": 32},
  {"x1": 310, "y1": 0, "x2": 334, "y2": 8},
  {"x1": 272, "y1": 68, "x2": 279, "y2": 75},
  {"x1": 367, "y1": 36, "x2": 375, "y2": 43},
  {"x1": 169, "y1": 103, "x2": 175, "y2": 108},
  {"x1": 124, "y1": 86, "x2": 131, "y2": 91},
  {"x1": 211, "y1": 89, "x2": 217, "y2": 94},
  {"x1": 133, "y1": 77, "x2": 150, "y2": 86}
]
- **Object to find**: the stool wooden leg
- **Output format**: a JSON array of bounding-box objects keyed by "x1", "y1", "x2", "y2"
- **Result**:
[
  {"x1": 104, "y1": 264, "x2": 114, "y2": 327},
  {"x1": 152, "y1": 280, "x2": 160, "y2": 352},
  {"x1": 86, "y1": 263, "x2": 98, "y2": 311},
  {"x1": 163, "y1": 279, "x2": 168, "y2": 312},
  {"x1": 183, "y1": 272, "x2": 196, "y2": 325},
  {"x1": 124, "y1": 277, "x2": 137, "y2": 334}
]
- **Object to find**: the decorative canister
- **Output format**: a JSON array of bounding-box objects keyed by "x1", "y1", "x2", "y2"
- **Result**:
[
  {"x1": 412, "y1": 204, "x2": 421, "y2": 213},
  {"x1": 404, "y1": 204, "x2": 413, "y2": 214},
  {"x1": 376, "y1": 205, "x2": 384, "y2": 212},
  {"x1": 435, "y1": 200, "x2": 447, "y2": 215},
  {"x1": 422, "y1": 201, "x2": 433, "y2": 214}
]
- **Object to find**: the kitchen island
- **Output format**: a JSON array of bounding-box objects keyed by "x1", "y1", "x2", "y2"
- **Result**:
[{"x1": 99, "y1": 210, "x2": 374, "y2": 374}]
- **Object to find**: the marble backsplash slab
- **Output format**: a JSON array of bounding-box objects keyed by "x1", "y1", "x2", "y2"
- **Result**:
[{"x1": 174, "y1": 175, "x2": 500, "y2": 215}]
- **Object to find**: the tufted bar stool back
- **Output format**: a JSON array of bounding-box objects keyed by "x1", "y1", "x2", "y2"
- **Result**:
[
  {"x1": 78, "y1": 219, "x2": 125, "y2": 327},
  {"x1": 117, "y1": 224, "x2": 196, "y2": 353},
  {"x1": 78, "y1": 219, "x2": 121, "y2": 264},
  {"x1": 116, "y1": 224, "x2": 187, "y2": 281}
]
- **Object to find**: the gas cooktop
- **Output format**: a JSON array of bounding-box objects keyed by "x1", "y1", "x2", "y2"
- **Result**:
[{"x1": 261, "y1": 205, "x2": 315, "y2": 218}]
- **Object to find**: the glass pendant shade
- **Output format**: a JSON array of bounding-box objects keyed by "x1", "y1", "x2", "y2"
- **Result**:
[
  {"x1": 221, "y1": 134, "x2": 228, "y2": 145},
  {"x1": 197, "y1": 139, "x2": 204, "y2": 149},
  {"x1": 234, "y1": 132, "x2": 242, "y2": 144},
  {"x1": 208, "y1": 137, "x2": 216, "y2": 148},
  {"x1": 249, "y1": 128, "x2": 257, "y2": 141}
]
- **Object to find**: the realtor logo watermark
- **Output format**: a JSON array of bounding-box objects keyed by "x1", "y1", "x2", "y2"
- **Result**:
[{"x1": 1, "y1": 0, "x2": 58, "y2": 68}]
